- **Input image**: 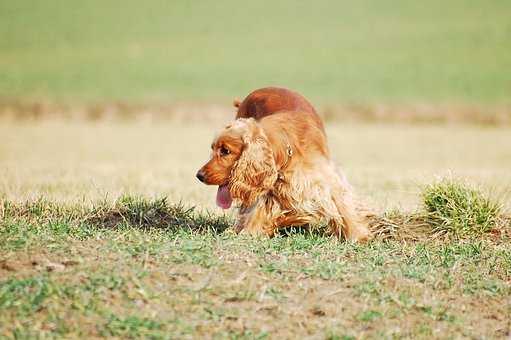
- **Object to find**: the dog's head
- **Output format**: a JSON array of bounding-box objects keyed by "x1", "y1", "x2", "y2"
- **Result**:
[{"x1": 196, "y1": 118, "x2": 278, "y2": 209}]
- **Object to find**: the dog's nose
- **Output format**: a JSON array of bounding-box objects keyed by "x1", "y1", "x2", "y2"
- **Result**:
[{"x1": 196, "y1": 170, "x2": 205, "y2": 183}]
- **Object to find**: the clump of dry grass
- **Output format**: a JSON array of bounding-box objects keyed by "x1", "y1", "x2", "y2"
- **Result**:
[{"x1": 369, "y1": 211, "x2": 438, "y2": 241}]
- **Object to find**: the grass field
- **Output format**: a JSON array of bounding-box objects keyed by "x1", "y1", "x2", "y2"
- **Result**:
[
  {"x1": 1, "y1": 201, "x2": 509, "y2": 338},
  {"x1": 1, "y1": 120, "x2": 510, "y2": 338},
  {"x1": 1, "y1": 1, "x2": 511, "y2": 338},
  {"x1": 1, "y1": 0, "x2": 510, "y2": 103}
]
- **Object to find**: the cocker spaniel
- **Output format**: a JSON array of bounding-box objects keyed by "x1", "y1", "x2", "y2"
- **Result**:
[{"x1": 196, "y1": 109, "x2": 371, "y2": 242}]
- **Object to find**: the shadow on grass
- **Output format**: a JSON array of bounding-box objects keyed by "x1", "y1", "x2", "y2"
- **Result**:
[{"x1": 86, "y1": 196, "x2": 231, "y2": 233}]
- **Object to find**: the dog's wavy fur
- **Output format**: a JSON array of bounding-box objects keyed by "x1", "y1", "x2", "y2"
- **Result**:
[{"x1": 198, "y1": 111, "x2": 371, "y2": 242}]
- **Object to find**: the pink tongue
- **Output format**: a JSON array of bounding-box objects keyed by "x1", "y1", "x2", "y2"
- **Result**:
[{"x1": 216, "y1": 184, "x2": 232, "y2": 209}]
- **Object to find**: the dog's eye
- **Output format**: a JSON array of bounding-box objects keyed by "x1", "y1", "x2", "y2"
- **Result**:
[{"x1": 219, "y1": 146, "x2": 230, "y2": 156}]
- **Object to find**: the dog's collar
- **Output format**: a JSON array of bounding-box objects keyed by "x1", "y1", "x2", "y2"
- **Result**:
[
  {"x1": 286, "y1": 144, "x2": 293, "y2": 158},
  {"x1": 277, "y1": 144, "x2": 293, "y2": 181}
]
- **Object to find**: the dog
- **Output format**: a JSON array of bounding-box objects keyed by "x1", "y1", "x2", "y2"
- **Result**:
[{"x1": 196, "y1": 107, "x2": 371, "y2": 242}]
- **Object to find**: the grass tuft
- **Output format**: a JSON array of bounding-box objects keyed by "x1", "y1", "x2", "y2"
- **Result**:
[
  {"x1": 369, "y1": 179, "x2": 509, "y2": 241},
  {"x1": 422, "y1": 179, "x2": 501, "y2": 237}
]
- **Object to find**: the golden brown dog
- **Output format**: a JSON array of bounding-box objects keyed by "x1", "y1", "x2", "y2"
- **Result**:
[{"x1": 196, "y1": 109, "x2": 371, "y2": 242}]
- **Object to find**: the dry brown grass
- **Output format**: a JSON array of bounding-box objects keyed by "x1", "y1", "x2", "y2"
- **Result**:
[
  {"x1": 1, "y1": 99, "x2": 511, "y2": 125},
  {"x1": 2, "y1": 120, "x2": 511, "y2": 213},
  {"x1": 369, "y1": 212, "x2": 511, "y2": 243}
]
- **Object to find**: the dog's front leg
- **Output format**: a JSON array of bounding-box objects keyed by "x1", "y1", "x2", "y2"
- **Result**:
[{"x1": 331, "y1": 190, "x2": 371, "y2": 242}]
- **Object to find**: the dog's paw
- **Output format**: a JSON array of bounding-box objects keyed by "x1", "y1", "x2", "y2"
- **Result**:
[{"x1": 348, "y1": 225, "x2": 373, "y2": 243}]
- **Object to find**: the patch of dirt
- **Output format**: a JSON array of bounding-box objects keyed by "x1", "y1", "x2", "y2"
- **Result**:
[{"x1": 0, "y1": 253, "x2": 81, "y2": 277}]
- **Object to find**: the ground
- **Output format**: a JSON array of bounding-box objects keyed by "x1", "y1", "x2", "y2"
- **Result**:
[{"x1": 1, "y1": 120, "x2": 510, "y2": 338}]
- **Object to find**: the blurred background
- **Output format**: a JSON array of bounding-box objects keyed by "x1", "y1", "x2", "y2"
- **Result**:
[
  {"x1": 1, "y1": 0, "x2": 510, "y2": 210},
  {"x1": 1, "y1": 0, "x2": 510, "y2": 104}
]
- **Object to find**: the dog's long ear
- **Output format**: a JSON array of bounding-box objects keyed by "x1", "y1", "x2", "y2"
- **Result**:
[{"x1": 230, "y1": 120, "x2": 277, "y2": 207}]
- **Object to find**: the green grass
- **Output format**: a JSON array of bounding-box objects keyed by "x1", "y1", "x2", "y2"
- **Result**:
[
  {"x1": 1, "y1": 195, "x2": 510, "y2": 338},
  {"x1": 423, "y1": 178, "x2": 502, "y2": 236},
  {"x1": 1, "y1": 0, "x2": 510, "y2": 103}
]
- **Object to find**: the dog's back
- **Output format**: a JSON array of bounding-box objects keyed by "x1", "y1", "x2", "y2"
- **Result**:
[
  {"x1": 235, "y1": 87, "x2": 324, "y2": 132},
  {"x1": 259, "y1": 111, "x2": 329, "y2": 166}
]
